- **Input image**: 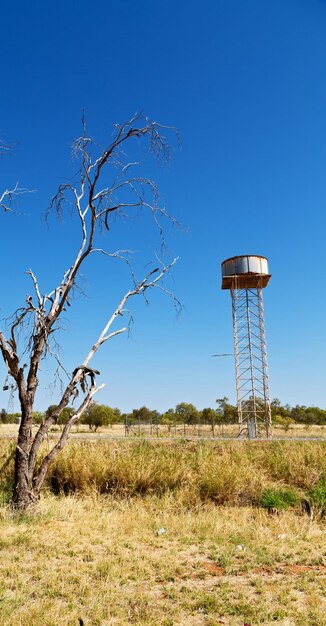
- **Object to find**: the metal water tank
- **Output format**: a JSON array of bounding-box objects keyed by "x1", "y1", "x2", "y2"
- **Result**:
[{"x1": 221, "y1": 255, "x2": 271, "y2": 289}]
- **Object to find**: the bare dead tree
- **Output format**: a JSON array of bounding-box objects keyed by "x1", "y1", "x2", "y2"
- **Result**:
[{"x1": 0, "y1": 115, "x2": 179, "y2": 510}]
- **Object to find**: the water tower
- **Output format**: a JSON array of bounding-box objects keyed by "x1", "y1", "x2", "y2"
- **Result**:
[{"x1": 221, "y1": 255, "x2": 272, "y2": 438}]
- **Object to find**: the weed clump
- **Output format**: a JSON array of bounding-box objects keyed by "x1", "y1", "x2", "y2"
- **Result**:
[
  {"x1": 259, "y1": 487, "x2": 300, "y2": 511},
  {"x1": 307, "y1": 479, "x2": 326, "y2": 515}
]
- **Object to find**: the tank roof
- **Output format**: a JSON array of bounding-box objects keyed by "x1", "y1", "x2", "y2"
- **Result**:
[{"x1": 222, "y1": 254, "x2": 268, "y2": 264}]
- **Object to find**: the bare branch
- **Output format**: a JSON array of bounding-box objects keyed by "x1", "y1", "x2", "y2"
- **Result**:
[
  {"x1": 26, "y1": 270, "x2": 43, "y2": 308},
  {"x1": 0, "y1": 183, "x2": 33, "y2": 213},
  {"x1": 89, "y1": 248, "x2": 138, "y2": 285}
]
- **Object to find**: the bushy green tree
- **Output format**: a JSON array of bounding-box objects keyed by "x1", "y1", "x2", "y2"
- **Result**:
[
  {"x1": 160, "y1": 408, "x2": 175, "y2": 431},
  {"x1": 32, "y1": 411, "x2": 45, "y2": 425},
  {"x1": 45, "y1": 405, "x2": 59, "y2": 423},
  {"x1": 291, "y1": 405, "x2": 326, "y2": 425},
  {"x1": 3, "y1": 412, "x2": 21, "y2": 424},
  {"x1": 44, "y1": 405, "x2": 75, "y2": 427},
  {"x1": 175, "y1": 402, "x2": 199, "y2": 425},
  {"x1": 271, "y1": 398, "x2": 291, "y2": 420},
  {"x1": 82, "y1": 403, "x2": 118, "y2": 432},
  {"x1": 112, "y1": 407, "x2": 122, "y2": 423},
  {"x1": 273, "y1": 414, "x2": 294, "y2": 431},
  {"x1": 201, "y1": 407, "x2": 216, "y2": 424},
  {"x1": 215, "y1": 397, "x2": 237, "y2": 424},
  {"x1": 127, "y1": 406, "x2": 159, "y2": 427},
  {"x1": 0, "y1": 408, "x2": 8, "y2": 423},
  {"x1": 58, "y1": 407, "x2": 75, "y2": 426}
]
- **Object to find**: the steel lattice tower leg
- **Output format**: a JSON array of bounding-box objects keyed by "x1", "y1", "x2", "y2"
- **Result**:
[{"x1": 231, "y1": 287, "x2": 272, "y2": 438}]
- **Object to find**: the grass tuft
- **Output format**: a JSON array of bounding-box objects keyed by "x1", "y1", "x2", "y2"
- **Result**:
[
  {"x1": 308, "y1": 478, "x2": 326, "y2": 514},
  {"x1": 259, "y1": 487, "x2": 300, "y2": 511}
]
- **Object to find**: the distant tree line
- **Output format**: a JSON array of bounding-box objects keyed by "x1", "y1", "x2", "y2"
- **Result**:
[{"x1": 1, "y1": 397, "x2": 326, "y2": 429}]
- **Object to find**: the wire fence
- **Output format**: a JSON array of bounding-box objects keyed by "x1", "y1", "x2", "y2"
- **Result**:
[{"x1": 124, "y1": 416, "x2": 231, "y2": 438}]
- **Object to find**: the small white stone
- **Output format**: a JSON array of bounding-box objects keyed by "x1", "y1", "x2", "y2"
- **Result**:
[
  {"x1": 236, "y1": 544, "x2": 247, "y2": 551},
  {"x1": 278, "y1": 533, "x2": 287, "y2": 540},
  {"x1": 156, "y1": 527, "x2": 167, "y2": 536}
]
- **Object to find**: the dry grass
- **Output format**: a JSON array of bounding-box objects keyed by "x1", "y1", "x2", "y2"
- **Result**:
[
  {"x1": 0, "y1": 440, "x2": 325, "y2": 624},
  {"x1": 32, "y1": 439, "x2": 326, "y2": 507},
  {"x1": 0, "y1": 494, "x2": 325, "y2": 625},
  {"x1": 1, "y1": 440, "x2": 325, "y2": 511}
]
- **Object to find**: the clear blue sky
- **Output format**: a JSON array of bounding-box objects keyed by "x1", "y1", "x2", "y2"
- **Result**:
[{"x1": 1, "y1": 0, "x2": 326, "y2": 412}]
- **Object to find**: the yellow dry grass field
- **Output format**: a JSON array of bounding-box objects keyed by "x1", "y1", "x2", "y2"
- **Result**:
[
  {"x1": 0, "y1": 440, "x2": 325, "y2": 625},
  {"x1": 0, "y1": 495, "x2": 325, "y2": 626}
]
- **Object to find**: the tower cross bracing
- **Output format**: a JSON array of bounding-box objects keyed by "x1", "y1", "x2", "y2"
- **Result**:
[{"x1": 231, "y1": 286, "x2": 272, "y2": 438}]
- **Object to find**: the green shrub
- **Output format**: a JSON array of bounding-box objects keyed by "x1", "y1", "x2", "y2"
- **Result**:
[
  {"x1": 259, "y1": 487, "x2": 299, "y2": 510},
  {"x1": 307, "y1": 479, "x2": 326, "y2": 513}
]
